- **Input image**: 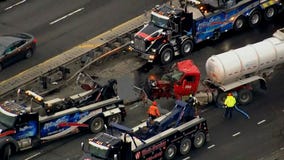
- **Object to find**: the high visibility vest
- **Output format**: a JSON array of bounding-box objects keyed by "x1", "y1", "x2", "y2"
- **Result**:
[
  {"x1": 148, "y1": 105, "x2": 160, "y2": 117},
  {"x1": 224, "y1": 95, "x2": 236, "y2": 107}
]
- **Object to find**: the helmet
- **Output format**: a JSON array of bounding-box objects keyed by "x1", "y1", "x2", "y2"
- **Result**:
[{"x1": 152, "y1": 101, "x2": 157, "y2": 106}]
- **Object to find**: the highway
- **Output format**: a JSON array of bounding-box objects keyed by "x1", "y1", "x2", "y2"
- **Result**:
[
  {"x1": 11, "y1": 15, "x2": 284, "y2": 160},
  {"x1": 1, "y1": 0, "x2": 283, "y2": 160},
  {"x1": 0, "y1": 0, "x2": 166, "y2": 81}
]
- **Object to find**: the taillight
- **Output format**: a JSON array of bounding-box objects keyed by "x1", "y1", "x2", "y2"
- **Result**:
[{"x1": 33, "y1": 38, "x2": 37, "y2": 43}]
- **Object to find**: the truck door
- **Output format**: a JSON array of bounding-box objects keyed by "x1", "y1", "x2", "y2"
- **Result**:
[
  {"x1": 13, "y1": 113, "x2": 39, "y2": 140},
  {"x1": 174, "y1": 75, "x2": 196, "y2": 98}
]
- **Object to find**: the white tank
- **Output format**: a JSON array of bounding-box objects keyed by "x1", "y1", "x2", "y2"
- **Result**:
[{"x1": 206, "y1": 28, "x2": 284, "y2": 85}]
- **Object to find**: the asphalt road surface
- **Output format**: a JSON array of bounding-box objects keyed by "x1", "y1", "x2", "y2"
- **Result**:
[
  {"x1": 10, "y1": 13, "x2": 284, "y2": 160},
  {"x1": 0, "y1": 0, "x2": 167, "y2": 81}
]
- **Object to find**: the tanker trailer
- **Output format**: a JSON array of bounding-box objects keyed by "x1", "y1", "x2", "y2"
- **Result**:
[{"x1": 200, "y1": 28, "x2": 284, "y2": 106}]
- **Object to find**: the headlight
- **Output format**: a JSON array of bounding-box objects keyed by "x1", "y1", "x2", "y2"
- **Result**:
[
  {"x1": 151, "y1": 48, "x2": 156, "y2": 53},
  {"x1": 149, "y1": 55, "x2": 155, "y2": 60},
  {"x1": 130, "y1": 40, "x2": 134, "y2": 44}
]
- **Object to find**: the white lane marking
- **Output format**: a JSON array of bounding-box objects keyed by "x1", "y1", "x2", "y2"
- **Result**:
[
  {"x1": 5, "y1": 0, "x2": 26, "y2": 11},
  {"x1": 232, "y1": 132, "x2": 241, "y2": 137},
  {"x1": 24, "y1": 152, "x2": 41, "y2": 160},
  {"x1": 207, "y1": 144, "x2": 215, "y2": 149},
  {"x1": 257, "y1": 119, "x2": 266, "y2": 125},
  {"x1": 49, "y1": 8, "x2": 84, "y2": 25},
  {"x1": 280, "y1": 147, "x2": 284, "y2": 150},
  {"x1": 182, "y1": 157, "x2": 191, "y2": 160},
  {"x1": 129, "y1": 104, "x2": 139, "y2": 110}
]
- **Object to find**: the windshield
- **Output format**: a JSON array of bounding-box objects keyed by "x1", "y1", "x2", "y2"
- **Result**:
[
  {"x1": 161, "y1": 67, "x2": 183, "y2": 82},
  {"x1": 150, "y1": 12, "x2": 169, "y2": 28},
  {"x1": 0, "y1": 106, "x2": 17, "y2": 128}
]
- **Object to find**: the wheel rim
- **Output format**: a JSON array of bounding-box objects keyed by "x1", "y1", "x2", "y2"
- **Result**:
[
  {"x1": 108, "y1": 114, "x2": 121, "y2": 124},
  {"x1": 26, "y1": 50, "x2": 32, "y2": 58},
  {"x1": 266, "y1": 8, "x2": 275, "y2": 18},
  {"x1": 240, "y1": 93, "x2": 249, "y2": 102},
  {"x1": 180, "y1": 139, "x2": 191, "y2": 155},
  {"x1": 163, "y1": 50, "x2": 172, "y2": 62},
  {"x1": 167, "y1": 147, "x2": 176, "y2": 158},
  {"x1": 194, "y1": 133, "x2": 205, "y2": 147},
  {"x1": 251, "y1": 14, "x2": 260, "y2": 24},
  {"x1": 235, "y1": 19, "x2": 243, "y2": 29},
  {"x1": 92, "y1": 118, "x2": 104, "y2": 131},
  {"x1": 183, "y1": 43, "x2": 191, "y2": 53}
]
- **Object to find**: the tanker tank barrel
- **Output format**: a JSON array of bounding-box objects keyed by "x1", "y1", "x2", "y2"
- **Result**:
[{"x1": 205, "y1": 28, "x2": 284, "y2": 85}]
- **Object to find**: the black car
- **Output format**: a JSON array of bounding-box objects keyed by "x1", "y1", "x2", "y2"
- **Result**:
[{"x1": 0, "y1": 33, "x2": 37, "y2": 71}]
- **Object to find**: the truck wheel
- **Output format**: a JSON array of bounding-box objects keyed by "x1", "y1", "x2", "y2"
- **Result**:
[
  {"x1": 180, "y1": 39, "x2": 193, "y2": 57},
  {"x1": 107, "y1": 114, "x2": 122, "y2": 125},
  {"x1": 248, "y1": 10, "x2": 262, "y2": 27},
  {"x1": 1, "y1": 144, "x2": 11, "y2": 160},
  {"x1": 216, "y1": 92, "x2": 227, "y2": 108},
  {"x1": 25, "y1": 49, "x2": 33, "y2": 59},
  {"x1": 238, "y1": 89, "x2": 253, "y2": 105},
  {"x1": 264, "y1": 6, "x2": 276, "y2": 20},
  {"x1": 233, "y1": 16, "x2": 246, "y2": 31},
  {"x1": 89, "y1": 117, "x2": 105, "y2": 133},
  {"x1": 160, "y1": 47, "x2": 174, "y2": 65},
  {"x1": 164, "y1": 144, "x2": 177, "y2": 160},
  {"x1": 193, "y1": 132, "x2": 206, "y2": 149},
  {"x1": 179, "y1": 138, "x2": 191, "y2": 155}
]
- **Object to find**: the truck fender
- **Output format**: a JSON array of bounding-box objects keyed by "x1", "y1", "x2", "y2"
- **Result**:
[
  {"x1": 103, "y1": 108, "x2": 122, "y2": 124},
  {"x1": 103, "y1": 107, "x2": 121, "y2": 117},
  {"x1": 0, "y1": 136, "x2": 18, "y2": 154},
  {"x1": 157, "y1": 43, "x2": 172, "y2": 55}
]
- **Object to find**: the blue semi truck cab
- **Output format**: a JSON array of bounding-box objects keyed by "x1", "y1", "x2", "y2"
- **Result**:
[{"x1": 129, "y1": 0, "x2": 283, "y2": 64}]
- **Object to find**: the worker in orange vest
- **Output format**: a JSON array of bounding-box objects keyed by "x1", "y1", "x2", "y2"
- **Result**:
[{"x1": 147, "y1": 101, "x2": 161, "y2": 119}]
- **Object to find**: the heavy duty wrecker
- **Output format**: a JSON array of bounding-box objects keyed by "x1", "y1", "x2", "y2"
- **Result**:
[
  {"x1": 129, "y1": 0, "x2": 284, "y2": 64},
  {"x1": 81, "y1": 100, "x2": 209, "y2": 160},
  {"x1": 0, "y1": 79, "x2": 126, "y2": 160}
]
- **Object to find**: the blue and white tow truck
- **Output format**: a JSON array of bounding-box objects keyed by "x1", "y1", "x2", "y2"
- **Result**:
[
  {"x1": 129, "y1": 0, "x2": 284, "y2": 64},
  {"x1": 0, "y1": 79, "x2": 126, "y2": 160}
]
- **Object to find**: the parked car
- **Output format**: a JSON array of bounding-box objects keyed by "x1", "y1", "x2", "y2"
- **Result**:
[{"x1": 0, "y1": 33, "x2": 37, "y2": 71}]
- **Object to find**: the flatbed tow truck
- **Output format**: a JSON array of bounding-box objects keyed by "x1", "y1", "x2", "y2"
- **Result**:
[
  {"x1": 81, "y1": 99, "x2": 209, "y2": 160},
  {"x1": 0, "y1": 78, "x2": 126, "y2": 160}
]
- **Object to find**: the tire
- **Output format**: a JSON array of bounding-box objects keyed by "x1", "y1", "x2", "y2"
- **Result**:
[
  {"x1": 179, "y1": 138, "x2": 192, "y2": 155},
  {"x1": 193, "y1": 132, "x2": 206, "y2": 149},
  {"x1": 1, "y1": 144, "x2": 11, "y2": 160},
  {"x1": 233, "y1": 16, "x2": 246, "y2": 31},
  {"x1": 160, "y1": 46, "x2": 174, "y2": 65},
  {"x1": 180, "y1": 39, "x2": 193, "y2": 57},
  {"x1": 25, "y1": 49, "x2": 33, "y2": 59},
  {"x1": 164, "y1": 144, "x2": 177, "y2": 160},
  {"x1": 0, "y1": 63, "x2": 3, "y2": 72},
  {"x1": 107, "y1": 114, "x2": 122, "y2": 125},
  {"x1": 89, "y1": 116, "x2": 105, "y2": 133},
  {"x1": 212, "y1": 30, "x2": 221, "y2": 41},
  {"x1": 238, "y1": 89, "x2": 253, "y2": 105},
  {"x1": 248, "y1": 10, "x2": 262, "y2": 27},
  {"x1": 216, "y1": 92, "x2": 227, "y2": 108},
  {"x1": 264, "y1": 6, "x2": 276, "y2": 21}
]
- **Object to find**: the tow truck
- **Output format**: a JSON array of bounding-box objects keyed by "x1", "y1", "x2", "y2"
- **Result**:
[
  {"x1": 81, "y1": 99, "x2": 209, "y2": 160},
  {"x1": 0, "y1": 79, "x2": 126, "y2": 160},
  {"x1": 129, "y1": 0, "x2": 284, "y2": 64}
]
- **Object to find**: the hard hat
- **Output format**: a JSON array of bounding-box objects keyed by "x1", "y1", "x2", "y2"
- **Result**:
[{"x1": 152, "y1": 101, "x2": 157, "y2": 106}]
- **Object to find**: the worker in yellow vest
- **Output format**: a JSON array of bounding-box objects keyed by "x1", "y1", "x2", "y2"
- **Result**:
[{"x1": 224, "y1": 92, "x2": 236, "y2": 119}]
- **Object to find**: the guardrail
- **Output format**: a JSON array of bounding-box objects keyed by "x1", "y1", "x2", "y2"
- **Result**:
[{"x1": 0, "y1": 12, "x2": 150, "y2": 99}]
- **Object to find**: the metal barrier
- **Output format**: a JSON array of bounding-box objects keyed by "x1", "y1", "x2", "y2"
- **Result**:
[{"x1": 0, "y1": 12, "x2": 150, "y2": 99}]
